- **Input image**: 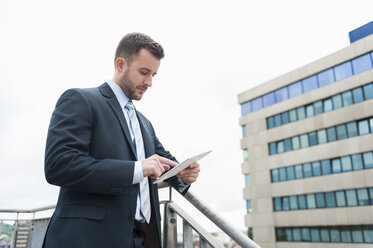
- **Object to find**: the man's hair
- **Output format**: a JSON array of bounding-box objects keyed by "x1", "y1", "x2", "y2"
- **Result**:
[{"x1": 114, "y1": 33, "x2": 164, "y2": 64}]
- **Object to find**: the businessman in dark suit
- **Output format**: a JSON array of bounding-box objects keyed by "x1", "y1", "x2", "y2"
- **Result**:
[{"x1": 43, "y1": 33, "x2": 200, "y2": 248}]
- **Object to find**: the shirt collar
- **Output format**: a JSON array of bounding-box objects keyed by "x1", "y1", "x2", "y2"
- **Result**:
[{"x1": 107, "y1": 79, "x2": 130, "y2": 109}]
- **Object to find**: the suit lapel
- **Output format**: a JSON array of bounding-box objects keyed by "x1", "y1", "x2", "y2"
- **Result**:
[{"x1": 99, "y1": 83, "x2": 137, "y2": 159}]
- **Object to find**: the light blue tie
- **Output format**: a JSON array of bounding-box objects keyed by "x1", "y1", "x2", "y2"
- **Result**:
[{"x1": 125, "y1": 101, "x2": 151, "y2": 223}]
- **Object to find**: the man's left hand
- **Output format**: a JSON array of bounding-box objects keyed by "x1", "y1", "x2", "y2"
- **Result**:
[{"x1": 177, "y1": 162, "x2": 200, "y2": 184}]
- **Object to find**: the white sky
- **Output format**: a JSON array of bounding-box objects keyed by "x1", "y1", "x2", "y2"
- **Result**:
[{"x1": 1, "y1": 0, "x2": 373, "y2": 233}]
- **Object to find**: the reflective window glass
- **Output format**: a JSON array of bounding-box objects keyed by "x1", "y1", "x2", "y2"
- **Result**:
[
  {"x1": 307, "y1": 194, "x2": 316, "y2": 209},
  {"x1": 320, "y1": 228, "x2": 330, "y2": 242},
  {"x1": 323, "y1": 98, "x2": 333, "y2": 112},
  {"x1": 302, "y1": 75, "x2": 318, "y2": 93},
  {"x1": 301, "y1": 228, "x2": 310, "y2": 241},
  {"x1": 271, "y1": 169, "x2": 279, "y2": 182},
  {"x1": 293, "y1": 228, "x2": 301, "y2": 241},
  {"x1": 308, "y1": 132, "x2": 318, "y2": 146},
  {"x1": 284, "y1": 138, "x2": 292, "y2": 152},
  {"x1": 341, "y1": 156, "x2": 352, "y2": 172},
  {"x1": 275, "y1": 87, "x2": 288, "y2": 103},
  {"x1": 351, "y1": 226, "x2": 364, "y2": 243},
  {"x1": 325, "y1": 192, "x2": 336, "y2": 207},
  {"x1": 332, "y1": 94, "x2": 343, "y2": 109},
  {"x1": 287, "y1": 166, "x2": 295, "y2": 180},
  {"x1": 363, "y1": 83, "x2": 373, "y2": 100},
  {"x1": 363, "y1": 152, "x2": 373, "y2": 168},
  {"x1": 246, "y1": 200, "x2": 252, "y2": 213},
  {"x1": 300, "y1": 134, "x2": 309, "y2": 148},
  {"x1": 336, "y1": 191, "x2": 346, "y2": 207},
  {"x1": 347, "y1": 121, "x2": 358, "y2": 137},
  {"x1": 314, "y1": 100, "x2": 323, "y2": 114},
  {"x1": 358, "y1": 119, "x2": 369, "y2": 135},
  {"x1": 269, "y1": 142, "x2": 277, "y2": 155},
  {"x1": 303, "y1": 163, "x2": 312, "y2": 177},
  {"x1": 332, "y1": 158, "x2": 342, "y2": 173},
  {"x1": 370, "y1": 189, "x2": 373, "y2": 205},
  {"x1": 352, "y1": 87, "x2": 364, "y2": 103},
  {"x1": 298, "y1": 195, "x2": 307, "y2": 209},
  {"x1": 297, "y1": 106, "x2": 306, "y2": 120},
  {"x1": 289, "y1": 109, "x2": 297, "y2": 122},
  {"x1": 276, "y1": 228, "x2": 285, "y2": 241},
  {"x1": 274, "y1": 114, "x2": 282, "y2": 127},
  {"x1": 281, "y1": 112, "x2": 289, "y2": 125},
  {"x1": 335, "y1": 61, "x2": 353, "y2": 81},
  {"x1": 352, "y1": 53, "x2": 373, "y2": 74},
  {"x1": 288, "y1": 81, "x2": 303, "y2": 98},
  {"x1": 251, "y1": 97, "x2": 263, "y2": 111},
  {"x1": 317, "y1": 129, "x2": 327, "y2": 144},
  {"x1": 370, "y1": 118, "x2": 373, "y2": 132},
  {"x1": 312, "y1": 161, "x2": 321, "y2": 176},
  {"x1": 336, "y1": 124, "x2": 347, "y2": 140},
  {"x1": 346, "y1": 189, "x2": 358, "y2": 206},
  {"x1": 292, "y1": 136, "x2": 300, "y2": 150},
  {"x1": 295, "y1": 164, "x2": 303, "y2": 179},
  {"x1": 242, "y1": 125, "x2": 247, "y2": 137},
  {"x1": 321, "y1": 159, "x2": 331, "y2": 175},
  {"x1": 289, "y1": 195, "x2": 298, "y2": 210},
  {"x1": 306, "y1": 104, "x2": 314, "y2": 117},
  {"x1": 267, "y1": 116, "x2": 275, "y2": 129},
  {"x1": 277, "y1": 141, "x2": 284, "y2": 153},
  {"x1": 330, "y1": 228, "x2": 341, "y2": 242},
  {"x1": 316, "y1": 193, "x2": 325, "y2": 208},
  {"x1": 342, "y1": 91, "x2": 353, "y2": 106},
  {"x1": 243, "y1": 149, "x2": 249, "y2": 161},
  {"x1": 318, "y1": 68, "x2": 335, "y2": 87},
  {"x1": 282, "y1": 197, "x2": 290, "y2": 210},
  {"x1": 340, "y1": 227, "x2": 352, "y2": 243},
  {"x1": 311, "y1": 228, "x2": 320, "y2": 242},
  {"x1": 357, "y1": 188, "x2": 369, "y2": 205},
  {"x1": 245, "y1": 174, "x2": 250, "y2": 187},
  {"x1": 274, "y1": 197, "x2": 281, "y2": 211},
  {"x1": 352, "y1": 154, "x2": 364, "y2": 170},
  {"x1": 285, "y1": 228, "x2": 293, "y2": 241},
  {"x1": 363, "y1": 225, "x2": 373, "y2": 243},
  {"x1": 327, "y1": 127, "x2": 337, "y2": 142},
  {"x1": 279, "y1": 168, "x2": 287, "y2": 181},
  {"x1": 241, "y1": 101, "x2": 252, "y2": 116},
  {"x1": 263, "y1": 92, "x2": 275, "y2": 107}
]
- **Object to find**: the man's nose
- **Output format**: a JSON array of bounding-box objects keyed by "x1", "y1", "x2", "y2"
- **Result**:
[{"x1": 144, "y1": 76, "x2": 152, "y2": 87}]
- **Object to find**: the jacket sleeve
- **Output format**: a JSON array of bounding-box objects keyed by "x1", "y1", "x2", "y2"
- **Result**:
[{"x1": 44, "y1": 89, "x2": 135, "y2": 195}]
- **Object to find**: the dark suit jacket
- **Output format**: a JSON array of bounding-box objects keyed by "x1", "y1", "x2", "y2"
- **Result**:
[{"x1": 43, "y1": 83, "x2": 187, "y2": 248}]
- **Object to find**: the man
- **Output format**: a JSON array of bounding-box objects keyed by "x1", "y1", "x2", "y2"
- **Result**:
[{"x1": 43, "y1": 33, "x2": 200, "y2": 248}]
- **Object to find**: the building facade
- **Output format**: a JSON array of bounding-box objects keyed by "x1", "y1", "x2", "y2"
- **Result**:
[{"x1": 238, "y1": 23, "x2": 373, "y2": 247}]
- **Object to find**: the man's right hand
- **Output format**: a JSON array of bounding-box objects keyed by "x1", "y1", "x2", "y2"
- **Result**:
[{"x1": 142, "y1": 154, "x2": 177, "y2": 179}]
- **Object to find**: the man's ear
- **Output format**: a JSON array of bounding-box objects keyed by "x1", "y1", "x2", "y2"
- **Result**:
[{"x1": 115, "y1": 57, "x2": 127, "y2": 73}]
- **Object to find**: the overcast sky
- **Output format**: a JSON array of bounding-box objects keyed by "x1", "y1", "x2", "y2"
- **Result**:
[{"x1": 1, "y1": 0, "x2": 373, "y2": 233}]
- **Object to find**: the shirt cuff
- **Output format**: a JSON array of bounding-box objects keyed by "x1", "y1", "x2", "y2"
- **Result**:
[{"x1": 132, "y1": 161, "x2": 144, "y2": 184}]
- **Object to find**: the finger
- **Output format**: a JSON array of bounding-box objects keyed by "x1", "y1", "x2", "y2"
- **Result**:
[
  {"x1": 157, "y1": 156, "x2": 178, "y2": 166},
  {"x1": 162, "y1": 164, "x2": 170, "y2": 171},
  {"x1": 189, "y1": 163, "x2": 200, "y2": 168}
]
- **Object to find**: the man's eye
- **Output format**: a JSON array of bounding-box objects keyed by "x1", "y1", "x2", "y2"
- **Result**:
[{"x1": 140, "y1": 71, "x2": 148, "y2": 75}]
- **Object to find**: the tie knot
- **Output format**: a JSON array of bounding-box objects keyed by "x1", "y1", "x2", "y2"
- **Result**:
[{"x1": 125, "y1": 100, "x2": 134, "y2": 111}]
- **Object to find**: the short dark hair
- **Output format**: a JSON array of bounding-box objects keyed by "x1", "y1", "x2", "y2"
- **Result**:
[{"x1": 114, "y1": 33, "x2": 164, "y2": 64}]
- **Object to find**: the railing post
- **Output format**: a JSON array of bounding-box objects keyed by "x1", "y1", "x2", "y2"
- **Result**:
[
  {"x1": 200, "y1": 238, "x2": 212, "y2": 248},
  {"x1": 183, "y1": 220, "x2": 193, "y2": 248},
  {"x1": 163, "y1": 202, "x2": 177, "y2": 248}
]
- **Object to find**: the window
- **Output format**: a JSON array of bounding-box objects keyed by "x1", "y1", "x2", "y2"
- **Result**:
[
  {"x1": 306, "y1": 104, "x2": 314, "y2": 117},
  {"x1": 287, "y1": 166, "x2": 295, "y2": 180},
  {"x1": 248, "y1": 227, "x2": 253, "y2": 239},
  {"x1": 370, "y1": 118, "x2": 373, "y2": 132},
  {"x1": 321, "y1": 160, "x2": 331, "y2": 175},
  {"x1": 312, "y1": 161, "x2": 321, "y2": 176},
  {"x1": 341, "y1": 156, "x2": 352, "y2": 172},
  {"x1": 302, "y1": 75, "x2": 318, "y2": 93},
  {"x1": 323, "y1": 98, "x2": 333, "y2": 112},
  {"x1": 363, "y1": 83, "x2": 373, "y2": 100},
  {"x1": 352, "y1": 87, "x2": 364, "y2": 103},
  {"x1": 320, "y1": 228, "x2": 330, "y2": 242},
  {"x1": 351, "y1": 226, "x2": 364, "y2": 243},
  {"x1": 347, "y1": 121, "x2": 358, "y2": 137},
  {"x1": 314, "y1": 100, "x2": 323, "y2": 115},
  {"x1": 279, "y1": 167, "x2": 287, "y2": 181},
  {"x1": 241, "y1": 101, "x2": 252, "y2": 115},
  {"x1": 352, "y1": 154, "x2": 363, "y2": 170},
  {"x1": 246, "y1": 200, "x2": 252, "y2": 213},
  {"x1": 293, "y1": 228, "x2": 301, "y2": 241},
  {"x1": 332, "y1": 158, "x2": 342, "y2": 173},
  {"x1": 304, "y1": 163, "x2": 312, "y2": 177},
  {"x1": 342, "y1": 91, "x2": 353, "y2": 106},
  {"x1": 298, "y1": 195, "x2": 307, "y2": 209},
  {"x1": 281, "y1": 112, "x2": 289, "y2": 125},
  {"x1": 335, "y1": 61, "x2": 353, "y2": 81},
  {"x1": 307, "y1": 194, "x2": 316, "y2": 209},
  {"x1": 242, "y1": 125, "x2": 247, "y2": 137},
  {"x1": 341, "y1": 226, "x2": 352, "y2": 243},
  {"x1": 364, "y1": 225, "x2": 373, "y2": 243},
  {"x1": 251, "y1": 97, "x2": 263, "y2": 111},
  {"x1": 288, "y1": 81, "x2": 303, "y2": 98},
  {"x1": 327, "y1": 127, "x2": 337, "y2": 142},
  {"x1": 301, "y1": 228, "x2": 311, "y2": 241},
  {"x1": 271, "y1": 169, "x2": 279, "y2": 182},
  {"x1": 289, "y1": 195, "x2": 298, "y2": 210},
  {"x1": 330, "y1": 228, "x2": 341, "y2": 242},
  {"x1": 289, "y1": 109, "x2": 297, "y2": 122},
  {"x1": 336, "y1": 191, "x2": 346, "y2": 207},
  {"x1": 370, "y1": 189, "x2": 373, "y2": 205},
  {"x1": 336, "y1": 124, "x2": 347, "y2": 140},
  {"x1": 325, "y1": 192, "x2": 336, "y2": 208},
  {"x1": 282, "y1": 197, "x2": 290, "y2": 210},
  {"x1": 269, "y1": 143, "x2": 277, "y2": 155},
  {"x1": 263, "y1": 92, "x2": 275, "y2": 107},
  {"x1": 267, "y1": 117, "x2": 275, "y2": 129},
  {"x1": 308, "y1": 132, "x2": 318, "y2": 146},
  {"x1": 274, "y1": 114, "x2": 282, "y2": 127},
  {"x1": 297, "y1": 106, "x2": 306, "y2": 120},
  {"x1": 352, "y1": 53, "x2": 373, "y2": 74},
  {"x1": 316, "y1": 193, "x2": 325, "y2": 208},
  {"x1": 277, "y1": 141, "x2": 284, "y2": 153},
  {"x1": 276, "y1": 228, "x2": 285, "y2": 241},
  {"x1": 275, "y1": 87, "x2": 288, "y2": 103},
  {"x1": 363, "y1": 152, "x2": 373, "y2": 168},
  {"x1": 318, "y1": 68, "x2": 335, "y2": 87},
  {"x1": 292, "y1": 136, "x2": 300, "y2": 150},
  {"x1": 358, "y1": 119, "x2": 370, "y2": 135},
  {"x1": 317, "y1": 130, "x2": 327, "y2": 144},
  {"x1": 274, "y1": 197, "x2": 281, "y2": 211},
  {"x1": 245, "y1": 174, "x2": 250, "y2": 187},
  {"x1": 285, "y1": 228, "x2": 292, "y2": 241},
  {"x1": 300, "y1": 134, "x2": 309, "y2": 148},
  {"x1": 311, "y1": 228, "x2": 320, "y2": 242},
  {"x1": 346, "y1": 189, "x2": 358, "y2": 206},
  {"x1": 332, "y1": 94, "x2": 343, "y2": 109},
  {"x1": 357, "y1": 188, "x2": 369, "y2": 205},
  {"x1": 243, "y1": 149, "x2": 249, "y2": 161},
  {"x1": 284, "y1": 138, "x2": 292, "y2": 152}
]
